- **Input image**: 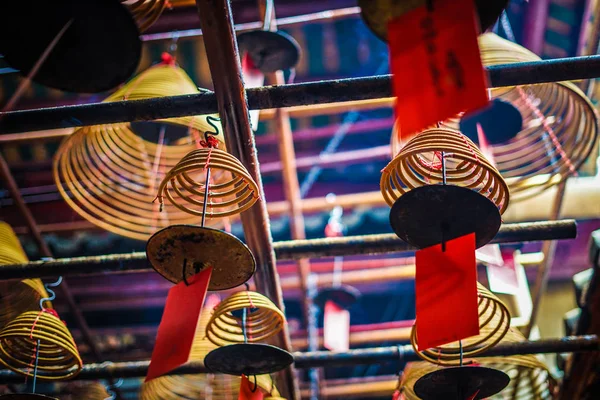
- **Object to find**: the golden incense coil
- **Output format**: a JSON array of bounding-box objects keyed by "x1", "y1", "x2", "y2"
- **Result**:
[
  {"x1": 157, "y1": 147, "x2": 259, "y2": 218},
  {"x1": 122, "y1": 0, "x2": 167, "y2": 32},
  {"x1": 391, "y1": 33, "x2": 598, "y2": 202},
  {"x1": 54, "y1": 63, "x2": 226, "y2": 241},
  {"x1": 382, "y1": 127, "x2": 509, "y2": 213},
  {"x1": 206, "y1": 291, "x2": 285, "y2": 347},
  {"x1": 59, "y1": 382, "x2": 110, "y2": 400},
  {"x1": 0, "y1": 222, "x2": 51, "y2": 328},
  {"x1": 0, "y1": 311, "x2": 82, "y2": 380},
  {"x1": 410, "y1": 283, "x2": 511, "y2": 366},
  {"x1": 401, "y1": 329, "x2": 556, "y2": 399}
]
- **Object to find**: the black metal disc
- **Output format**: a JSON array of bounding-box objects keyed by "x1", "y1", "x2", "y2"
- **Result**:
[
  {"x1": 146, "y1": 225, "x2": 256, "y2": 291},
  {"x1": 0, "y1": 395, "x2": 58, "y2": 400},
  {"x1": 204, "y1": 344, "x2": 294, "y2": 376},
  {"x1": 460, "y1": 99, "x2": 523, "y2": 145},
  {"x1": 413, "y1": 367, "x2": 510, "y2": 399},
  {"x1": 389, "y1": 185, "x2": 501, "y2": 249},
  {"x1": 358, "y1": 0, "x2": 509, "y2": 42},
  {"x1": 237, "y1": 30, "x2": 301, "y2": 73},
  {"x1": 314, "y1": 285, "x2": 361, "y2": 309},
  {"x1": 0, "y1": 0, "x2": 141, "y2": 93}
]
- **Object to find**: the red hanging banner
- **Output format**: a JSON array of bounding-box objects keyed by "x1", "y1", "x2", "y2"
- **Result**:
[
  {"x1": 239, "y1": 375, "x2": 264, "y2": 400},
  {"x1": 415, "y1": 233, "x2": 479, "y2": 349},
  {"x1": 388, "y1": 0, "x2": 489, "y2": 141},
  {"x1": 323, "y1": 300, "x2": 350, "y2": 352},
  {"x1": 145, "y1": 267, "x2": 213, "y2": 381}
]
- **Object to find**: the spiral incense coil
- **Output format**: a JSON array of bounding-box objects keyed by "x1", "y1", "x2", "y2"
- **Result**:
[
  {"x1": 59, "y1": 382, "x2": 110, "y2": 400},
  {"x1": 122, "y1": 0, "x2": 167, "y2": 32},
  {"x1": 157, "y1": 147, "x2": 259, "y2": 218},
  {"x1": 382, "y1": 127, "x2": 510, "y2": 214},
  {"x1": 0, "y1": 223, "x2": 52, "y2": 327},
  {"x1": 391, "y1": 33, "x2": 598, "y2": 202},
  {"x1": 54, "y1": 63, "x2": 227, "y2": 241},
  {"x1": 411, "y1": 283, "x2": 511, "y2": 366},
  {"x1": 206, "y1": 291, "x2": 285, "y2": 347},
  {"x1": 0, "y1": 311, "x2": 82, "y2": 380}
]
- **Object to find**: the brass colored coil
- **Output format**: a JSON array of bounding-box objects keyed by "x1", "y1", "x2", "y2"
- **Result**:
[
  {"x1": 410, "y1": 283, "x2": 511, "y2": 366},
  {"x1": 206, "y1": 291, "x2": 285, "y2": 347},
  {"x1": 122, "y1": 0, "x2": 167, "y2": 32},
  {"x1": 401, "y1": 329, "x2": 556, "y2": 399},
  {"x1": 391, "y1": 33, "x2": 598, "y2": 202},
  {"x1": 0, "y1": 311, "x2": 82, "y2": 380},
  {"x1": 59, "y1": 382, "x2": 110, "y2": 400},
  {"x1": 54, "y1": 64, "x2": 226, "y2": 241},
  {"x1": 157, "y1": 147, "x2": 259, "y2": 218},
  {"x1": 0, "y1": 222, "x2": 51, "y2": 328},
  {"x1": 382, "y1": 128, "x2": 510, "y2": 214}
]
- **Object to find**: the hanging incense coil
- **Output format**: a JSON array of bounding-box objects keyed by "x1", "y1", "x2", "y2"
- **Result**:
[
  {"x1": 410, "y1": 283, "x2": 510, "y2": 366},
  {"x1": 391, "y1": 33, "x2": 599, "y2": 202},
  {"x1": 382, "y1": 127, "x2": 509, "y2": 214},
  {"x1": 0, "y1": 222, "x2": 51, "y2": 328},
  {"x1": 401, "y1": 329, "x2": 556, "y2": 399},
  {"x1": 122, "y1": 0, "x2": 167, "y2": 32},
  {"x1": 206, "y1": 291, "x2": 285, "y2": 346},
  {"x1": 59, "y1": 382, "x2": 110, "y2": 400},
  {"x1": 54, "y1": 63, "x2": 226, "y2": 241},
  {"x1": 0, "y1": 311, "x2": 82, "y2": 380},
  {"x1": 157, "y1": 147, "x2": 259, "y2": 218}
]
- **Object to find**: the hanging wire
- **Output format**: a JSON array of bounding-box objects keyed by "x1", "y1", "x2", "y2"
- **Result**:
[
  {"x1": 500, "y1": 10, "x2": 516, "y2": 43},
  {"x1": 104, "y1": 378, "x2": 124, "y2": 400},
  {"x1": 39, "y1": 276, "x2": 63, "y2": 310},
  {"x1": 262, "y1": 0, "x2": 274, "y2": 31}
]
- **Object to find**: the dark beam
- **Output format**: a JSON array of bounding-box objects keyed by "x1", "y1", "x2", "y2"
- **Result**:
[
  {"x1": 0, "y1": 220, "x2": 577, "y2": 280},
  {"x1": 0, "y1": 335, "x2": 596, "y2": 383},
  {"x1": 2, "y1": 56, "x2": 600, "y2": 134}
]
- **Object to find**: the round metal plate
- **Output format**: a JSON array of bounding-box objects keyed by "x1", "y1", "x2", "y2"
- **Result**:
[
  {"x1": 414, "y1": 367, "x2": 510, "y2": 399},
  {"x1": 146, "y1": 225, "x2": 256, "y2": 291},
  {"x1": 460, "y1": 99, "x2": 523, "y2": 145},
  {"x1": 0, "y1": 395, "x2": 58, "y2": 400},
  {"x1": 0, "y1": 0, "x2": 141, "y2": 93},
  {"x1": 204, "y1": 344, "x2": 294, "y2": 376},
  {"x1": 237, "y1": 30, "x2": 301, "y2": 73},
  {"x1": 389, "y1": 185, "x2": 501, "y2": 249},
  {"x1": 358, "y1": 0, "x2": 509, "y2": 42},
  {"x1": 314, "y1": 285, "x2": 361, "y2": 309}
]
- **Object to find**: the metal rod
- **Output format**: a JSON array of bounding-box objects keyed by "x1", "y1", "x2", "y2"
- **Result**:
[
  {"x1": 193, "y1": 0, "x2": 297, "y2": 398},
  {"x1": 0, "y1": 153, "x2": 124, "y2": 399},
  {"x1": 0, "y1": 336, "x2": 595, "y2": 383},
  {"x1": 0, "y1": 220, "x2": 577, "y2": 280},
  {"x1": 2, "y1": 56, "x2": 600, "y2": 134}
]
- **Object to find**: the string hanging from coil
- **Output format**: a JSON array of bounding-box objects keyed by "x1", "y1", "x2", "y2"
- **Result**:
[
  {"x1": 382, "y1": 127, "x2": 510, "y2": 214},
  {"x1": 53, "y1": 60, "x2": 226, "y2": 241},
  {"x1": 410, "y1": 283, "x2": 511, "y2": 367}
]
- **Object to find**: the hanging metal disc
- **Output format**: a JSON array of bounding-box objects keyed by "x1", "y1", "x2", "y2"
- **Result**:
[
  {"x1": 413, "y1": 366, "x2": 510, "y2": 399},
  {"x1": 204, "y1": 343, "x2": 294, "y2": 376},
  {"x1": 358, "y1": 0, "x2": 509, "y2": 42},
  {"x1": 237, "y1": 30, "x2": 301, "y2": 73},
  {"x1": 0, "y1": 0, "x2": 141, "y2": 93},
  {"x1": 146, "y1": 225, "x2": 256, "y2": 291},
  {"x1": 389, "y1": 185, "x2": 501, "y2": 249},
  {"x1": 314, "y1": 285, "x2": 361, "y2": 310},
  {"x1": 459, "y1": 99, "x2": 524, "y2": 145},
  {"x1": 0, "y1": 395, "x2": 59, "y2": 400}
]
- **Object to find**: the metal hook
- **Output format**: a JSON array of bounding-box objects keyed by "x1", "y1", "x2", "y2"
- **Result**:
[
  {"x1": 104, "y1": 378, "x2": 124, "y2": 400},
  {"x1": 182, "y1": 258, "x2": 190, "y2": 286},
  {"x1": 244, "y1": 282, "x2": 250, "y2": 291},
  {"x1": 39, "y1": 276, "x2": 62, "y2": 309},
  {"x1": 250, "y1": 375, "x2": 258, "y2": 393}
]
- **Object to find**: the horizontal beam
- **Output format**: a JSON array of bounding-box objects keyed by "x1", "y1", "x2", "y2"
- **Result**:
[
  {"x1": 0, "y1": 220, "x2": 577, "y2": 280},
  {"x1": 0, "y1": 335, "x2": 596, "y2": 382},
  {"x1": 1, "y1": 56, "x2": 600, "y2": 134}
]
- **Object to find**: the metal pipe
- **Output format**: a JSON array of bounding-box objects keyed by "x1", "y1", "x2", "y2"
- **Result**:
[
  {"x1": 3, "y1": 56, "x2": 600, "y2": 134},
  {"x1": 193, "y1": 0, "x2": 297, "y2": 398},
  {"x1": 0, "y1": 153, "x2": 123, "y2": 399},
  {"x1": 0, "y1": 335, "x2": 595, "y2": 383},
  {"x1": 0, "y1": 220, "x2": 577, "y2": 280}
]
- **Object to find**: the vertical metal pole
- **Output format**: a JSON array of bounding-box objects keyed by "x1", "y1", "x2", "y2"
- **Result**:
[
  {"x1": 194, "y1": 0, "x2": 299, "y2": 398},
  {"x1": 306, "y1": 275, "x2": 321, "y2": 400}
]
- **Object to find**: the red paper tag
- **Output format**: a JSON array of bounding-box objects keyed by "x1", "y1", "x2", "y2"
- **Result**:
[
  {"x1": 323, "y1": 300, "x2": 350, "y2": 352},
  {"x1": 239, "y1": 375, "x2": 264, "y2": 400},
  {"x1": 415, "y1": 233, "x2": 479, "y2": 349},
  {"x1": 389, "y1": 0, "x2": 489, "y2": 140},
  {"x1": 145, "y1": 267, "x2": 212, "y2": 381},
  {"x1": 242, "y1": 53, "x2": 265, "y2": 132}
]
